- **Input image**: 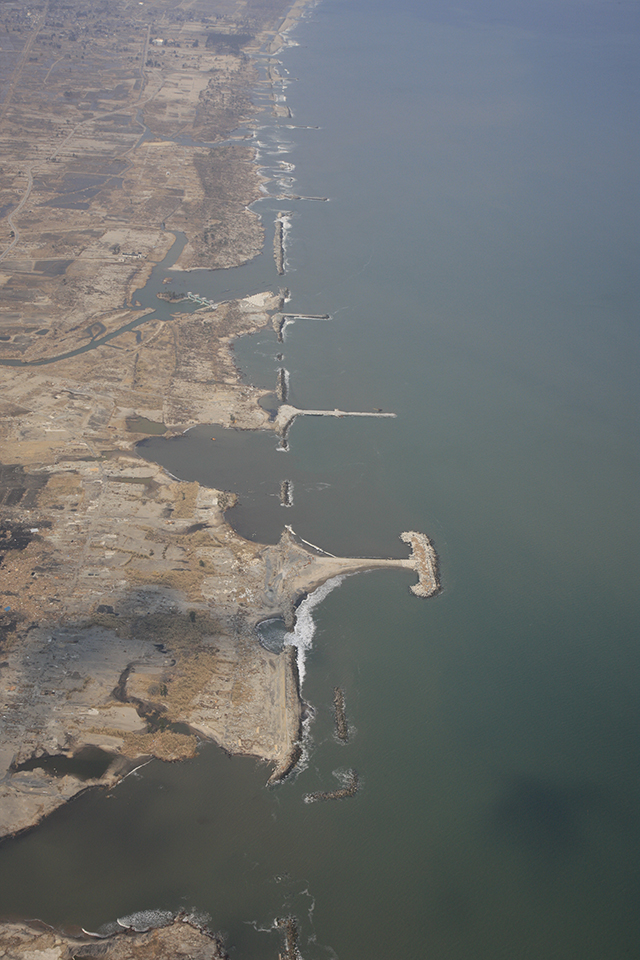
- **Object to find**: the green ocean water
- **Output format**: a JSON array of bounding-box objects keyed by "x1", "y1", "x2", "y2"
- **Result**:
[{"x1": 1, "y1": 2, "x2": 638, "y2": 957}]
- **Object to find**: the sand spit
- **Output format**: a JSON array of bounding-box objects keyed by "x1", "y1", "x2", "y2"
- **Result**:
[
  {"x1": 0, "y1": 917, "x2": 228, "y2": 960},
  {"x1": 267, "y1": 0, "x2": 314, "y2": 55}
]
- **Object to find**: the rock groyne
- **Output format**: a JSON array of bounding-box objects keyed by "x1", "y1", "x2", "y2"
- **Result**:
[
  {"x1": 400, "y1": 531, "x2": 441, "y2": 597},
  {"x1": 276, "y1": 915, "x2": 300, "y2": 960},
  {"x1": 0, "y1": 916, "x2": 228, "y2": 959},
  {"x1": 273, "y1": 212, "x2": 288, "y2": 275},
  {"x1": 276, "y1": 366, "x2": 289, "y2": 402},
  {"x1": 280, "y1": 479, "x2": 293, "y2": 507},
  {"x1": 303, "y1": 769, "x2": 359, "y2": 803},
  {"x1": 333, "y1": 687, "x2": 349, "y2": 742}
]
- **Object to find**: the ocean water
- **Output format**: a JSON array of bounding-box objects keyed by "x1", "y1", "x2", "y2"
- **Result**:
[{"x1": 1, "y1": 2, "x2": 638, "y2": 958}]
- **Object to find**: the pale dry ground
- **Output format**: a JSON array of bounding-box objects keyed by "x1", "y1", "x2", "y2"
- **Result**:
[
  {"x1": 0, "y1": 290, "x2": 303, "y2": 838},
  {"x1": 0, "y1": 439, "x2": 424, "y2": 837},
  {"x1": 0, "y1": 918, "x2": 228, "y2": 960},
  {"x1": 0, "y1": 0, "x2": 427, "y2": 847},
  {"x1": 0, "y1": 0, "x2": 292, "y2": 360}
]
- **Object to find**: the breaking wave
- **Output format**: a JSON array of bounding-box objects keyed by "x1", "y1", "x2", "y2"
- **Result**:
[
  {"x1": 256, "y1": 576, "x2": 345, "y2": 686},
  {"x1": 284, "y1": 576, "x2": 345, "y2": 685}
]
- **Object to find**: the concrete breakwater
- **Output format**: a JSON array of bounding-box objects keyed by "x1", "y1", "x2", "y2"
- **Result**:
[
  {"x1": 274, "y1": 403, "x2": 396, "y2": 440},
  {"x1": 271, "y1": 311, "x2": 331, "y2": 341},
  {"x1": 266, "y1": 646, "x2": 303, "y2": 784},
  {"x1": 333, "y1": 686, "x2": 349, "y2": 742},
  {"x1": 303, "y1": 769, "x2": 359, "y2": 802},
  {"x1": 268, "y1": 741, "x2": 303, "y2": 785}
]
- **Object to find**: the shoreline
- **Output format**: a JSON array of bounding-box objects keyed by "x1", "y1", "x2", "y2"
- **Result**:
[{"x1": 0, "y1": 0, "x2": 439, "y2": 859}]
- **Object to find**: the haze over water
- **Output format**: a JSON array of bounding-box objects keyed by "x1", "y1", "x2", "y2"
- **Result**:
[{"x1": 1, "y1": 2, "x2": 638, "y2": 958}]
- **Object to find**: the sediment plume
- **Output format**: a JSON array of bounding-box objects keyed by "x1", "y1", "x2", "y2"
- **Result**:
[
  {"x1": 303, "y1": 769, "x2": 359, "y2": 803},
  {"x1": 400, "y1": 531, "x2": 441, "y2": 597},
  {"x1": 333, "y1": 687, "x2": 349, "y2": 742}
]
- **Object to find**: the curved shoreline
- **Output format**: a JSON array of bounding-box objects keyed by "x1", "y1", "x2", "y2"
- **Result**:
[{"x1": 0, "y1": 0, "x2": 441, "y2": 859}]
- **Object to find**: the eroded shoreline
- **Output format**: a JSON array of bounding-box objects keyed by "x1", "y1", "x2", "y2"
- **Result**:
[{"x1": 0, "y1": 0, "x2": 439, "y2": 862}]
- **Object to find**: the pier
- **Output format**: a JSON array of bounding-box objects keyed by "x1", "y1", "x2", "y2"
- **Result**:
[
  {"x1": 266, "y1": 527, "x2": 441, "y2": 623},
  {"x1": 277, "y1": 194, "x2": 329, "y2": 201}
]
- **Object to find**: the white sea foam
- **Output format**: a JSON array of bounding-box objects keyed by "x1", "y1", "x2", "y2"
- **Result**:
[
  {"x1": 283, "y1": 575, "x2": 344, "y2": 685},
  {"x1": 116, "y1": 909, "x2": 175, "y2": 931},
  {"x1": 181, "y1": 909, "x2": 212, "y2": 931},
  {"x1": 281, "y1": 317, "x2": 296, "y2": 339}
]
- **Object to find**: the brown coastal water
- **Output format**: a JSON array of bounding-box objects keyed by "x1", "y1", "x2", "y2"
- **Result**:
[{"x1": 1, "y1": 2, "x2": 638, "y2": 958}]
